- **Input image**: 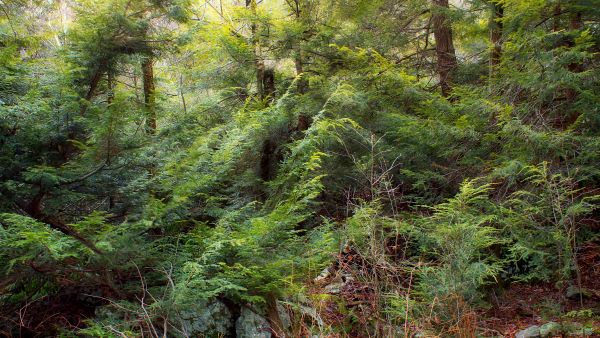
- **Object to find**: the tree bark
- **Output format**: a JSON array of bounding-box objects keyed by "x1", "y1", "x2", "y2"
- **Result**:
[
  {"x1": 247, "y1": 0, "x2": 266, "y2": 100},
  {"x1": 489, "y1": 0, "x2": 504, "y2": 69},
  {"x1": 260, "y1": 139, "x2": 276, "y2": 181},
  {"x1": 431, "y1": 0, "x2": 457, "y2": 97},
  {"x1": 179, "y1": 74, "x2": 187, "y2": 114},
  {"x1": 106, "y1": 71, "x2": 115, "y2": 210},
  {"x1": 553, "y1": 1, "x2": 562, "y2": 32},
  {"x1": 263, "y1": 67, "x2": 275, "y2": 100},
  {"x1": 292, "y1": 0, "x2": 308, "y2": 95},
  {"x1": 142, "y1": 56, "x2": 157, "y2": 133},
  {"x1": 18, "y1": 191, "x2": 103, "y2": 255},
  {"x1": 294, "y1": 54, "x2": 308, "y2": 94},
  {"x1": 80, "y1": 60, "x2": 107, "y2": 116},
  {"x1": 266, "y1": 294, "x2": 286, "y2": 337},
  {"x1": 566, "y1": 9, "x2": 584, "y2": 104}
]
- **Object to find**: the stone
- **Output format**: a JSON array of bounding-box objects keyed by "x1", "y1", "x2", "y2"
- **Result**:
[
  {"x1": 276, "y1": 302, "x2": 292, "y2": 330},
  {"x1": 179, "y1": 300, "x2": 233, "y2": 337},
  {"x1": 565, "y1": 285, "x2": 593, "y2": 299},
  {"x1": 314, "y1": 266, "x2": 332, "y2": 283},
  {"x1": 539, "y1": 322, "x2": 561, "y2": 337},
  {"x1": 515, "y1": 325, "x2": 541, "y2": 338},
  {"x1": 323, "y1": 282, "x2": 343, "y2": 294},
  {"x1": 298, "y1": 304, "x2": 324, "y2": 327},
  {"x1": 236, "y1": 307, "x2": 272, "y2": 338}
]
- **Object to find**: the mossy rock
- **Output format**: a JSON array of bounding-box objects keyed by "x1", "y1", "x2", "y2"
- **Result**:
[
  {"x1": 539, "y1": 322, "x2": 561, "y2": 337},
  {"x1": 515, "y1": 325, "x2": 540, "y2": 338}
]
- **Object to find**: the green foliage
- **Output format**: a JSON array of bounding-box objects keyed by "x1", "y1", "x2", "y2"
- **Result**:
[
  {"x1": 416, "y1": 182, "x2": 502, "y2": 305},
  {"x1": 499, "y1": 162, "x2": 599, "y2": 281},
  {"x1": 0, "y1": 214, "x2": 84, "y2": 274},
  {"x1": 1, "y1": 0, "x2": 599, "y2": 336}
]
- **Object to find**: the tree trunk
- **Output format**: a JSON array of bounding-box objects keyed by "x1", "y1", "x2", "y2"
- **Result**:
[
  {"x1": 247, "y1": 0, "x2": 266, "y2": 100},
  {"x1": 20, "y1": 191, "x2": 103, "y2": 255},
  {"x1": 292, "y1": 1, "x2": 309, "y2": 130},
  {"x1": 179, "y1": 74, "x2": 187, "y2": 114},
  {"x1": 263, "y1": 67, "x2": 275, "y2": 100},
  {"x1": 553, "y1": 1, "x2": 561, "y2": 32},
  {"x1": 265, "y1": 294, "x2": 286, "y2": 337},
  {"x1": 292, "y1": 0, "x2": 308, "y2": 95},
  {"x1": 489, "y1": 0, "x2": 504, "y2": 69},
  {"x1": 431, "y1": 0, "x2": 457, "y2": 97},
  {"x1": 295, "y1": 53, "x2": 308, "y2": 94},
  {"x1": 569, "y1": 11, "x2": 583, "y2": 30},
  {"x1": 260, "y1": 139, "x2": 276, "y2": 181},
  {"x1": 106, "y1": 71, "x2": 115, "y2": 210},
  {"x1": 567, "y1": 11, "x2": 583, "y2": 76},
  {"x1": 80, "y1": 60, "x2": 107, "y2": 116},
  {"x1": 565, "y1": 10, "x2": 583, "y2": 106},
  {"x1": 142, "y1": 56, "x2": 156, "y2": 133},
  {"x1": 295, "y1": 55, "x2": 310, "y2": 130}
]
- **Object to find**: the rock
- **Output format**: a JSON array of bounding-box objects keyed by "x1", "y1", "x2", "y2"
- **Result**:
[
  {"x1": 298, "y1": 304, "x2": 324, "y2": 327},
  {"x1": 539, "y1": 322, "x2": 561, "y2": 337},
  {"x1": 515, "y1": 325, "x2": 541, "y2": 338},
  {"x1": 324, "y1": 282, "x2": 343, "y2": 294},
  {"x1": 236, "y1": 307, "x2": 272, "y2": 338},
  {"x1": 566, "y1": 285, "x2": 593, "y2": 299},
  {"x1": 179, "y1": 300, "x2": 233, "y2": 337},
  {"x1": 276, "y1": 302, "x2": 292, "y2": 330},
  {"x1": 314, "y1": 266, "x2": 333, "y2": 283}
]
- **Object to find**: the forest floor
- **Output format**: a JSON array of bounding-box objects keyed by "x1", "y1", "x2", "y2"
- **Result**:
[
  {"x1": 480, "y1": 241, "x2": 600, "y2": 337},
  {"x1": 309, "y1": 241, "x2": 600, "y2": 337}
]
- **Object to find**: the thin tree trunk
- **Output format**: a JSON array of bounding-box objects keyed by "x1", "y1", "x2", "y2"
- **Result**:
[
  {"x1": 80, "y1": 60, "x2": 107, "y2": 116},
  {"x1": 19, "y1": 192, "x2": 103, "y2": 255},
  {"x1": 293, "y1": 0, "x2": 307, "y2": 95},
  {"x1": 263, "y1": 67, "x2": 275, "y2": 100},
  {"x1": 295, "y1": 52, "x2": 308, "y2": 95},
  {"x1": 489, "y1": 1, "x2": 504, "y2": 68},
  {"x1": 565, "y1": 9, "x2": 583, "y2": 118},
  {"x1": 142, "y1": 56, "x2": 156, "y2": 133},
  {"x1": 106, "y1": 71, "x2": 115, "y2": 210},
  {"x1": 85, "y1": 68, "x2": 103, "y2": 103},
  {"x1": 432, "y1": 0, "x2": 457, "y2": 97},
  {"x1": 247, "y1": 0, "x2": 265, "y2": 99},
  {"x1": 260, "y1": 139, "x2": 276, "y2": 181},
  {"x1": 265, "y1": 294, "x2": 286, "y2": 337},
  {"x1": 295, "y1": 55, "x2": 310, "y2": 131},
  {"x1": 179, "y1": 74, "x2": 187, "y2": 114},
  {"x1": 553, "y1": 1, "x2": 562, "y2": 32},
  {"x1": 567, "y1": 11, "x2": 583, "y2": 76},
  {"x1": 569, "y1": 11, "x2": 583, "y2": 30},
  {"x1": 488, "y1": 0, "x2": 504, "y2": 93},
  {"x1": 292, "y1": 0, "x2": 309, "y2": 130}
]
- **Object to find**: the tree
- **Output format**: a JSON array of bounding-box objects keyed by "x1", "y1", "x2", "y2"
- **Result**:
[
  {"x1": 142, "y1": 56, "x2": 157, "y2": 133},
  {"x1": 431, "y1": 0, "x2": 457, "y2": 97},
  {"x1": 1, "y1": 0, "x2": 600, "y2": 336},
  {"x1": 489, "y1": 0, "x2": 504, "y2": 69}
]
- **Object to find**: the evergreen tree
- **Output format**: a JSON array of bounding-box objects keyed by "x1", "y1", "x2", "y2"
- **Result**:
[{"x1": 0, "y1": 0, "x2": 598, "y2": 336}]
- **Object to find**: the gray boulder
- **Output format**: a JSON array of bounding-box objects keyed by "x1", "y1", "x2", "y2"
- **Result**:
[
  {"x1": 323, "y1": 282, "x2": 343, "y2": 294},
  {"x1": 539, "y1": 322, "x2": 561, "y2": 337},
  {"x1": 277, "y1": 302, "x2": 292, "y2": 331},
  {"x1": 515, "y1": 325, "x2": 541, "y2": 338},
  {"x1": 236, "y1": 307, "x2": 272, "y2": 338},
  {"x1": 179, "y1": 300, "x2": 233, "y2": 337},
  {"x1": 565, "y1": 285, "x2": 593, "y2": 299}
]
